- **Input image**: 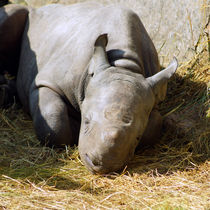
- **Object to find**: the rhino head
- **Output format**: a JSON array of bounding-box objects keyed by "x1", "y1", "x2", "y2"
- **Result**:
[{"x1": 78, "y1": 34, "x2": 178, "y2": 174}]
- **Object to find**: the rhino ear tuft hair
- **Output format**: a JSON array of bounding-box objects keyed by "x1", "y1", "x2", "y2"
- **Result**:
[
  {"x1": 147, "y1": 57, "x2": 178, "y2": 104},
  {"x1": 88, "y1": 34, "x2": 110, "y2": 76}
]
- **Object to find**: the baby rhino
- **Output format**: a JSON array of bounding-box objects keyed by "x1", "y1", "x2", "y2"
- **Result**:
[{"x1": 0, "y1": 3, "x2": 178, "y2": 174}]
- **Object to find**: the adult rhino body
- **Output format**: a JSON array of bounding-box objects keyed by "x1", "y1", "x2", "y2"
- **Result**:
[
  {"x1": 1, "y1": 3, "x2": 178, "y2": 174},
  {"x1": 0, "y1": 4, "x2": 28, "y2": 106}
]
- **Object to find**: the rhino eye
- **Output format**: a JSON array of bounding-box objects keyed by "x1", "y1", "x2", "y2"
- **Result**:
[
  {"x1": 84, "y1": 117, "x2": 90, "y2": 125},
  {"x1": 83, "y1": 116, "x2": 92, "y2": 134},
  {"x1": 122, "y1": 115, "x2": 132, "y2": 124}
]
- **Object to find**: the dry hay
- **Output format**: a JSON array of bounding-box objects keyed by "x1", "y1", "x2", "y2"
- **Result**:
[
  {"x1": 1, "y1": 2, "x2": 210, "y2": 210},
  {"x1": 0, "y1": 47, "x2": 209, "y2": 209}
]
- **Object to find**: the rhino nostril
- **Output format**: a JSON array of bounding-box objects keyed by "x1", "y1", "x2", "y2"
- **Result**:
[
  {"x1": 85, "y1": 153, "x2": 100, "y2": 167},
  {"x1": 85, "y1": 154, "x2": 94, "y2": 167}
]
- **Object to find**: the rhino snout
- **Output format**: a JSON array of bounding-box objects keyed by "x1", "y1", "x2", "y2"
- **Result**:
[
  {"x1": 83, "y1": 153, "x2": 125, "y2": 174},
  {"x1": 80, "y1": 127, "x2": 134, "y2": 174},
  {"x1": 101, "y1": 127, "x2": 122, "y2": 146},
  {"x1": 84, "y1": 153, "x2": 105, "y2": 173}
]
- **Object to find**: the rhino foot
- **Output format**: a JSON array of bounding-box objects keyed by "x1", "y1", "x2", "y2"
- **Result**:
[{"x1": 137, "y1": 109, "x2": 163, "y2": 148}]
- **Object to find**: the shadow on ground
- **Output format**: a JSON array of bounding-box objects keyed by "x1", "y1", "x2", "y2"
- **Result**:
[{"x1": 129, "y1": 71, "x2": 209, "y2": 175}]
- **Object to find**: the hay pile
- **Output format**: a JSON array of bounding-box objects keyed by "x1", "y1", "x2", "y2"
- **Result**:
[
  {"x1": 0, "y1": 45, "x2": 209, "y2": 210},
  {"x1": 0, "y1": 2, "x2": 210, "y2": 209}
]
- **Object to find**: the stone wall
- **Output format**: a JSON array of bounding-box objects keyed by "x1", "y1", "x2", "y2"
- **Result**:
[{"x1": 11, "y1": 0, "x2": 210, "y2": 65}]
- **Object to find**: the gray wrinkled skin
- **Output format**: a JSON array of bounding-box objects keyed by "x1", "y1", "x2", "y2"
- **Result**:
[
  {"x1": 79, "y1": 67, "x2": 155, "y2": 173},
  {"x1": 0, "y1": 3, "x2": 178, "y2": 174},
  {"x1": 0, "y1": 4, "x2": 28, "y2": 106}
]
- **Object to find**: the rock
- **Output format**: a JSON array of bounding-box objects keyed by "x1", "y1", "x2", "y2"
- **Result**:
[{"x1": 18, "y1": 0, "x2": 210, "y2": 65}]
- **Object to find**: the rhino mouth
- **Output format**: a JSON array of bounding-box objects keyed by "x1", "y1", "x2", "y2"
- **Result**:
[
  {"x1": 85, "y1": 153, "x2": 98, "y2": 168},
  {"x1": 83, "y1": 153, "x2": 125, "y2": 174}
]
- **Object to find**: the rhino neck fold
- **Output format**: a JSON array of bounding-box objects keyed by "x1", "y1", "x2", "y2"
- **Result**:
[{"x1": 77, "y1": 68, "x2": 92, "y2": 109}]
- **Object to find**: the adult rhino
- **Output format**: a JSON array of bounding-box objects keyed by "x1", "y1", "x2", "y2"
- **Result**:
[{"x1": 0, "y1": 3, "x2": 178, "y2": 174}]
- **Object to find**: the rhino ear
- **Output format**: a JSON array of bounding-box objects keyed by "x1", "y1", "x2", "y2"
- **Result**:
[
  {"x1": 147, "y1": 57, "x2": 178, "y2": 104},
  {"x1": 88, "y1": 34, "x2": 110, "y2": 75}
]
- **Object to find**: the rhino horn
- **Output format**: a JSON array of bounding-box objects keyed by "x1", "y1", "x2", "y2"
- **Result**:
[
  {"x1": 88, "y1": 34, "x2": 110, "y2": 75},
  {"x1": 147, "y1": 57, "x2": 178, "y2": 104}
]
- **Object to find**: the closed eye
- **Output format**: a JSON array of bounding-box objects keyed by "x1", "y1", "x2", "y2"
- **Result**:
[{"x1": 83, "y1": 115, "x2": 92, "y2": 135}]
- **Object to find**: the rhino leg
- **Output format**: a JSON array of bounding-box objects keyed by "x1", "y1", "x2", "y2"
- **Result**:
[
  {"x1": 138, "y1": 109, "x2": 163, "y2": 148},
  {"x1": 29, "y1": 87, "x2": 80, "y2": 147},
  {"x1": 0, "y1": 1, "x2": 9, "y2": 7},
  {"x1": 0, "y1": 4, "x2": 28, "y2": 107},
  {"x1": 0, "y1": 4, "x2": 28, "y2": 76}
]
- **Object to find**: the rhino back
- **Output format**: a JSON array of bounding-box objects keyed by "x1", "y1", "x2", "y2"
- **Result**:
[{"x1": 17, "y1": 3, "x2": 159, "y2": 111}]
